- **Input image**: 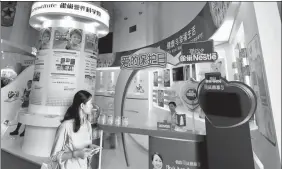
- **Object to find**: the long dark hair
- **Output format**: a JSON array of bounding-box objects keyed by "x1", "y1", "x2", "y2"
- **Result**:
[{"x1": 61, "y1": 90, "x2": 92, "y2": 132}]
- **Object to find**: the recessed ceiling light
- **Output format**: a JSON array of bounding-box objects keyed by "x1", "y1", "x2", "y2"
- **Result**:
[
  {"x1": 64, "y1": 16, "x2": 73, "y2": 20},
  {"x1": 33, "y1": 24, "x2": 41, "y2": 28},
  {"x1": 37, "y1": 16, "x2": 47, "y2": 22}
]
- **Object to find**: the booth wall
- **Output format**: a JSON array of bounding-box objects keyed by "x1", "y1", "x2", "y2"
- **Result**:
[
  {"x1": 1, "y1": 2, "x2": 39, "y2": 48},
  {"x1": 253, "y1": 2, "x2": 281, "y2": 160},
  {"x1": 225, "y1": 2, "x2": 281, "y2": 164},
  {"x1": 112, "y1": 2, "x2": 206, "y2": 52}
]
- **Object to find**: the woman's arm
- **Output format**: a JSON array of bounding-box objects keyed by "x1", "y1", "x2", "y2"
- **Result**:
[{"x1": 50, "y1": 122, "x2": 75, "y2": 163}]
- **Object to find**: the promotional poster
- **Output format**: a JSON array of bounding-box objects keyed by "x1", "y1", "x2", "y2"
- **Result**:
[
  {"x1": 53, "y1": 27, "x2": 83, "y2": 51},
  {"x1": 163, "y1": 69, "x2": 170, "y2": 87},
  {"x1": 247, "y1": 35, "x2": 277, "y2": 145},
  {"x1": 29, "y1": 50, "x2": 47, "y2": 105},
  {"x1": 84, "y1": 33, "x2": 99, "y2": 55},
  {"x1": 154, "y1": 71, "x2": 158, "y2": 87},
  {"x1": 38, "y1": 28, "x2": 52, "y2": 51},
  {"x1": 149, "y1": 136, "x2": 207, "y2": 169},
  {"x1": 158, "y1": 90, "x2": 164, "y2": 107},
  {"x1": 84, "y1": 55, "x2": 97, "y2": 93},
  {"x1": 51, "y1": 51, "x2": 78, "y2": 75}
]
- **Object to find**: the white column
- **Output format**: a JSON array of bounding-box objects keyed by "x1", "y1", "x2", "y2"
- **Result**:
[{"x1": 253, "y1": 2, "x2": 281, "y2": 160}]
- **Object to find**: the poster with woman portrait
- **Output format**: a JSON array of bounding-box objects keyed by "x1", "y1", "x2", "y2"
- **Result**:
[
  {"x1": 247, "y1": 34, "x2": 277, "y2": 145},
  {"x1": 163, "y1": 69, "x2": 170, "y2": 87},
  {"x1": 153, "y1": 71, "x2": 158, "y2": 87},
  {"x1": 149, "y1": 137, "x2": 207, "y2": 169},
  {"x1": 158, "y1": 90, "x2": 164, "y2": 107},
  {"x1": 38, "y1": 27, "x2": 52, "y2": 50},
  {"x1": 53, "y1": 27, "x2": 83, "y2": 51}
]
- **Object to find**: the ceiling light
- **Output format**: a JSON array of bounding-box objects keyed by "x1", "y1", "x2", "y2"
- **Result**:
[
  {"x1": 64, "y1": 16, "x2": 73, "y2": 20},
  {"x1": 33, "y1": 24, "x2": 41, "y2": 28},
  {"x1": 92, "y1": 22, "x2": 100, "y2": 27},
  {"x1": 37, "y1": 16, "x2": 47, "y2": 22}
]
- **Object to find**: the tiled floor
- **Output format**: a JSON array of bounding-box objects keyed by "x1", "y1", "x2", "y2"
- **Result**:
[
  {"x1": 1, "y1": 125, "x2": 148, "y2": 169},
  {"x1": 1, "y1": 123, "x2": 281, "y2": 169}
]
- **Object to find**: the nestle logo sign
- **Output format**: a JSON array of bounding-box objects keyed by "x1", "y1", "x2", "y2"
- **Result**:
[{"x1": 157, "y1": 122, "x2": 172, "y2": 130}]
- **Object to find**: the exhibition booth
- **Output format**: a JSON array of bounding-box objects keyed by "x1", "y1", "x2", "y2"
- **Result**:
[{"x1": 1, "y1": 2, "x2": 281, "y2": 169}]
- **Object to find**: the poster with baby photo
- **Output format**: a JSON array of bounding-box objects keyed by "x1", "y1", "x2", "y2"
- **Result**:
[
  {"x1": 163, "y1": 69, "x2": 170, "y2": 87},
  {"x1": 38, "y1": 27, "x2": 52, "y2": 50},
  {"x1": 84, "y1": 33, "x2": 99, "y2": 55},
  {"x1": 53, "y1": 27, "x2": 83, "y2": 51},
  {"x1": 153, "y1": 71, "x2": 158, "y2": 87}
]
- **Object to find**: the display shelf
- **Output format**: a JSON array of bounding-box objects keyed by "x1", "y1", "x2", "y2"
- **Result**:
[
  {"x1": 98, "y1": 124, "x2": 205, "y2": 141},
  {"x1": 126, "y1": 93, "x2": 148, "y2": 100},
  {"x1": 95, "y1": 92, "x2": 148, "y2": 100}
]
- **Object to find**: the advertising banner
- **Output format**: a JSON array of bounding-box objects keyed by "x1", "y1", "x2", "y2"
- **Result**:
[
  {"x1": 180, "y1": 40, "x2": 218, "y2": 64},
  {"x1": 149, "y1": 136, "x2": 207, "y2": 169},
  {"x1": 120, "y1": 52, "x2": 167, "y2": 70},
  {"x1": 108, "y1": 3, "x2": 219, "y2": 68}
]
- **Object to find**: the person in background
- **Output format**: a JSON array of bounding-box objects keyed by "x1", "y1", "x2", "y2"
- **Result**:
[
  {"x1": 10, "y1": 80, "x2": 32, "y2": 136},
  {"x1": 151, "y1": 152, "x2": 163, "y2": 169},
  {"x1": 165, "y1": 101, "x2": 177, "y2": 128},
  {"x1": 50, "y1": 90, "x2": 100, "y2": 169}
]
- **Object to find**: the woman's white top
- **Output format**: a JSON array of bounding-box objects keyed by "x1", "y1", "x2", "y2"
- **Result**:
[{"x1": 50, "y1": 119, "x2": 92, "y2": 169}]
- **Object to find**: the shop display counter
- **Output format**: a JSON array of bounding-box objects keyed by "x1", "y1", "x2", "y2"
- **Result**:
[
  {"x1": 99, "y1": 124, "x2": 205, "y2": 141},
  {"x1": 97, "y1": 123, "x2": 207, "y2": 168}
]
